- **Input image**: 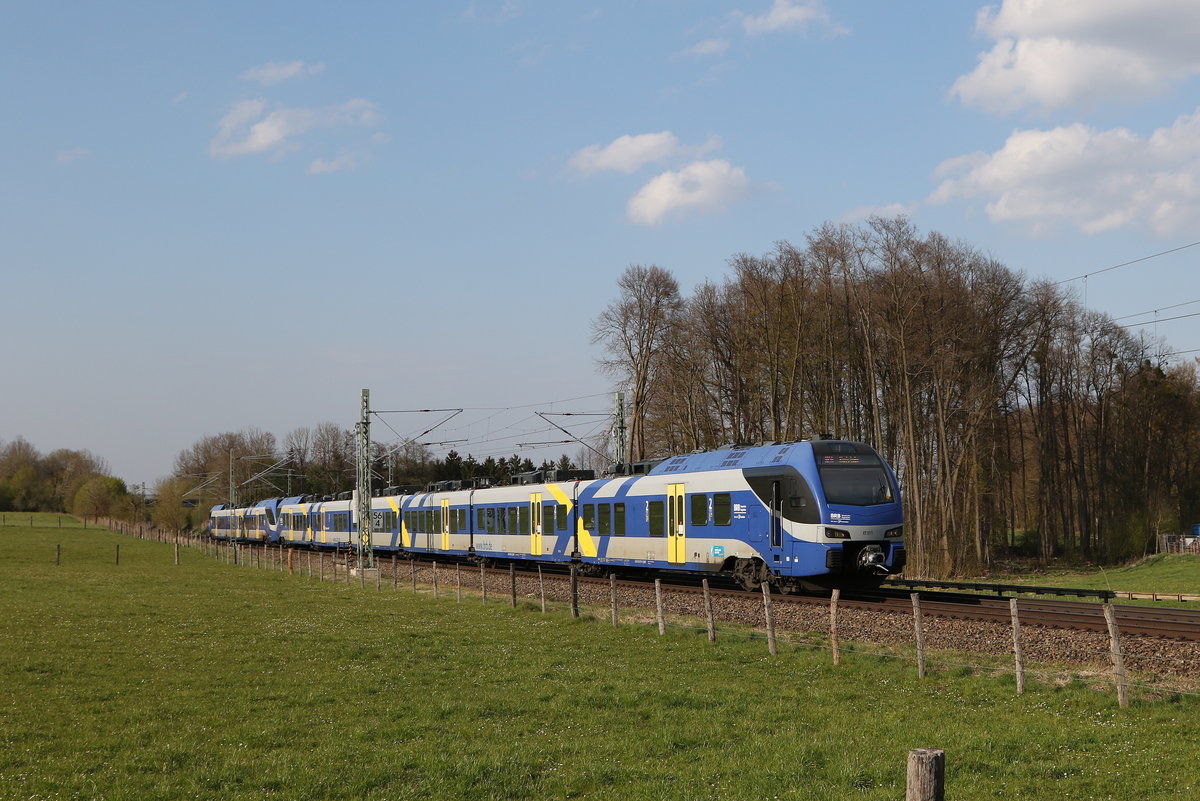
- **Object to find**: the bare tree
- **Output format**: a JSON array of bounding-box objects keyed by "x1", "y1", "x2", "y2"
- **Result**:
[{"x1": 592, "y1": 265, "x2": 683, "y2": 462}]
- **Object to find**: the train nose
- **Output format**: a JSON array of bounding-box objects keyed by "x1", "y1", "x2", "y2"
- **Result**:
[{"x1": 857, "y1": 543, "x2": 889, "y2": 575}]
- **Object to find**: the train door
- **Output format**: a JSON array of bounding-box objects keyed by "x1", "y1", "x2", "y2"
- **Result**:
[
  {"x1": 441, "y1": 499, "x2": 451, "y2": 551},
  {"x1": 668, "y1": 484, "x2": 686, "y2": 564},
  {"x1": 769, "y1": 480, "x2": 784, "y2": 549},
  {"x1": 528, "y1": 491, "x2": 542, "y2": 553}
]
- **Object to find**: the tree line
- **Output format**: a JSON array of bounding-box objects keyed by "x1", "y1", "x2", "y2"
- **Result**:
[
  {"x1": 163, "y1": 424, "x2": 579, "y2": 530},
  {"x1": 593, "y1": 217, "x2": 1200, "y2": 577},
  {"x1": 0, "y1": 437, "x2": 138, "y2": 521}
]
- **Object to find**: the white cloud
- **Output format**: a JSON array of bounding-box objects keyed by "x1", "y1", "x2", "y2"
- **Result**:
[
  {"x1": 308, "y1": 153, "x2": 359, "y2": 174},
  {"x1": 209, "y1": 98, "x2": 379, "y2": 160},
  {"x1": 681, "y1": 39, "x2": 730, "y2": 57},
  {"x1": 569, "y1": 131, "x2": 720, "y2": 176},
  {"x1": 55, "y1": 147, "x2": 90, "y2": 165},
  {"x1": 952, "y1": 0, "x2": 1200, "y2": 113},
  {"x1": 738, "y1": 0, "x2": 846, "y2": 37},
  {"x1": 627, "y1": 159, "x2": 754, "y2": 225},
  {"x1": 171, "y1": 91, "x2": 188, "y2": 105},
  {"x1": 242, "y1": 60, "x2": 326, "y2": 86},
  {"x1": 929, "y1": 108, "x2": 1200, "y2": 235}
]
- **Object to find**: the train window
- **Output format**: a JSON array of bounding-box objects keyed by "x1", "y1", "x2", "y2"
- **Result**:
[
  {"x1": 543, "y1": 504, "x2": 555, "y2": 533},
  {"x1": 598, "y1": 504, "x2": 611, "y2": 536},
  {"x1": 458, "y1": 509, "x2": 467, "y2": 532},
  {"x1": 648, "y1": 501, "x2": 665, "y2": 536},
  {"x1": 614, "y1": 502, "x2": 626, "y2": 535},
  {"x1": 556, "y1": 505, "x2": 568, "y2": 531},
  {"x1": 507, "y1": 507, "x2": 519, "y2": 535},
  {"x1": 450, "y1": 510, "x2": 459, "y2": 534},
  {"x1": 477, "y1": 508, "x2": 485, "y2": 529},
  {"x1": 714, "y1": 494, "x2": 732, "y2": 526},
  {"x1": 690, "y1": 494, "x2": 708, "y2": 526},
  {"x1": 486, "y1": 507, "x2": 496, "y2": 534},
  {"x1": 519, "y1": 506, "x2": 530, "y2": 535},
  {"x1": 582, "y1": 504, "x2": 595, "y2": 531},
  {"x1": 435, "y1": 509, "x2": 443, "y2": 532}
]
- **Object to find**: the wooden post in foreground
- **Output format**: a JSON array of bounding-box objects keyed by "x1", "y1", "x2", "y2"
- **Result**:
[
  {"x1": 1102, "y1": 603, "x2": 1129, "y2": 708},
  {"x1": 432, "y1": 561, "x2": 439, "y2": 600},
  {"x1": 456, "y1": 564, "x2": 462, "y2": 602},
  {"x1": 538, "y1": 566, "x2": 546, "y2": 613},
  {"x1": 509, "y1": 563, "x2": 517, "y2": 608},
  {"x1": 56, "y1": 544, "x2": 61, "y2": 566},
  {"x1": 906, "y1": 748, "x2": 945, "y2": 801},
  {"x1": 830, "y1": 588, "x2": 841, "y2": 666},
  {"x1": 609, "y1": 574, "x2": 618, "y2": 627},
  {"x1": 702, "y1": 578, "x2": 716, "y2": 643},
  {"x1": 480, "y1": 563, "x2": 487, "y2": 604},
  {"x1": 115, "y1": 544, "x2": 120, "y2": 565},
  {"x1": 174, "y1": 542, "x2": 180, "y2": 566},
  {"x1": 911, "y1": 593, "x2": 927, "y2": 679},
  {"x1": 1009, "y1": 598, "x2": 1025, "y2": 694},
  {"x1": 762, "y1": 582, "x2": 777, "y2": 655},
  {"x1": 654, "y1": 578, "x2": 665, "y2": 635},
  {"x1": 411, "y1": 560, "x2": 417, "y2": 593},
  {"x1": 570, "y1": 564, "x2": 580, "y2": 618}
]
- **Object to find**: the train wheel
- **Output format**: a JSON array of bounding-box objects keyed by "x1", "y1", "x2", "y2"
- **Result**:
[{"x1": 730, "y1": 557, "x2": 771, "y2": 591}]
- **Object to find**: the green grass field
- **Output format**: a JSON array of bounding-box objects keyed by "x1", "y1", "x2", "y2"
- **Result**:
[
  {"x1": 2, "y1": 526, "x2": 1198, "y2": 800},
  {"x1": 1020, "y1": 553, "x2": 1200, "y2": 597}
]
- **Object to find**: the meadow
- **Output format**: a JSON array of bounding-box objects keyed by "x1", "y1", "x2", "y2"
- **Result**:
[{"x1": 2, "y1": 524, "x2": 1197, "y2": 800}]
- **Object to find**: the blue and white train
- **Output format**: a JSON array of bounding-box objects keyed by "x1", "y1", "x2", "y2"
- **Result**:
[{"x1": 209, "y1": 437, "x2": 905, "y2": 591}]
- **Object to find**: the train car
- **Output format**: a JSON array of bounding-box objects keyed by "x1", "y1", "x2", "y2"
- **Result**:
[{"x1": 208, "y1": 437, "x2": 903, "y2": 590}]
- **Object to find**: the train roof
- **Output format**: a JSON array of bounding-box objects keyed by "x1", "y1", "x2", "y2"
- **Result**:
[
  {"x1": 645, "y1": 442, "x2": 809, "y2": 476},
  {"x1": 644, "y1": 439, "x2": 879, "y2": 476}
]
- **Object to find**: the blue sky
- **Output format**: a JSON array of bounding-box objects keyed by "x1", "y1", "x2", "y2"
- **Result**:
[{"x1": 3, "y1": 1, "x2": 1198, "y2": 487}]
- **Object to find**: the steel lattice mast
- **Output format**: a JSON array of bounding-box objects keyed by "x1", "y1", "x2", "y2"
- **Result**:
[{"x1": 355, "y1": 388, "x2": 375, "y2": 569}]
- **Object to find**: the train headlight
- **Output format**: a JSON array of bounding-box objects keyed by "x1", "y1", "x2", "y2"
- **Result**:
[
  {"x1": 885, "y1": 526, "x2": 903, "y2": 538},
  {"x1": 825, "y1": 528, "x2": 850, "y2": 539}
]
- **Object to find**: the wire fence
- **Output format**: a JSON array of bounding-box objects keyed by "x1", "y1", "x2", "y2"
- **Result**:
[{"x1": 58, "y1": 522, "x2": 1200, "y2": 706}]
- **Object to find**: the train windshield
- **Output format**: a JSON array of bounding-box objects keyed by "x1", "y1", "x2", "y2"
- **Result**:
[
  {"x1": 818, "y1": 466, "x2": 894, "y2": 506},
  {"x1": 811, "y1": 441, "x2": 895, "y2": 507}
]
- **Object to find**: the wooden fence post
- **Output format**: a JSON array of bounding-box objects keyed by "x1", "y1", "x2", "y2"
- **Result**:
[
  {"x1": 762, "y1": 582, "x2": 777, "y2": 655},
  {"x1": 538, "y1": 565, "x2": 545, "y2": 613},
  {"x1": 1102, "y1": 603, "x2": 1129, "y2": 708},
  {"x1": 911, "y1": 593, "x2": 927, "y2": 679},
  {"x1": 392, "y1": 555, "x2": 398, "y2": 590},
  {"x1": 655, "y1": 578, "x2": 666, "y2": 635},
  {"x1": 609, "y1": 574, "x2": 618, "y2": 626},
  {"x1": 906, "y1": 748, "x2": 945, "y2": 801},
  {"x1": 56, "y1": 544, "x2": 61, "y2": 566},
  {"x1": 570, "y1": 564, "x2": 579, "y2": 618},
  {"x1": 1009, "y1": 598, "x2": 1025, "y2": 694},
  {"x1": 480, "y1": 563, "x2": 487, "y2": 604},
  {"x1": 174, "y1": 542, "x2": 180, "y2": 566},
  {"x1": 702, "y1": 578, "x2": 716, "y2": 643},
  {"x1": 509, "y1": 563, "x2": 517, "y2": 608},
  {"x1": 433, "y1": 562, "x2": 439, "y2": 600},
  {"x1": 830, "y1": 588, "x2": 841, "y2": 666},
  {"x1": 456, "y1": 564, "x2": 461, "y2": 602},
  {"x1": 115, "y1": 544, "x2": 120, "y2": 565},
  {"x1": 412, "y1": 560, "x2": 418, "y2": 594}
]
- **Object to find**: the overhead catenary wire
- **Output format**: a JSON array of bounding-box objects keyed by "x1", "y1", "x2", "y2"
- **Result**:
[{"x1": 1053, "y1": 240, "x2": 1200, "y2": 286}]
